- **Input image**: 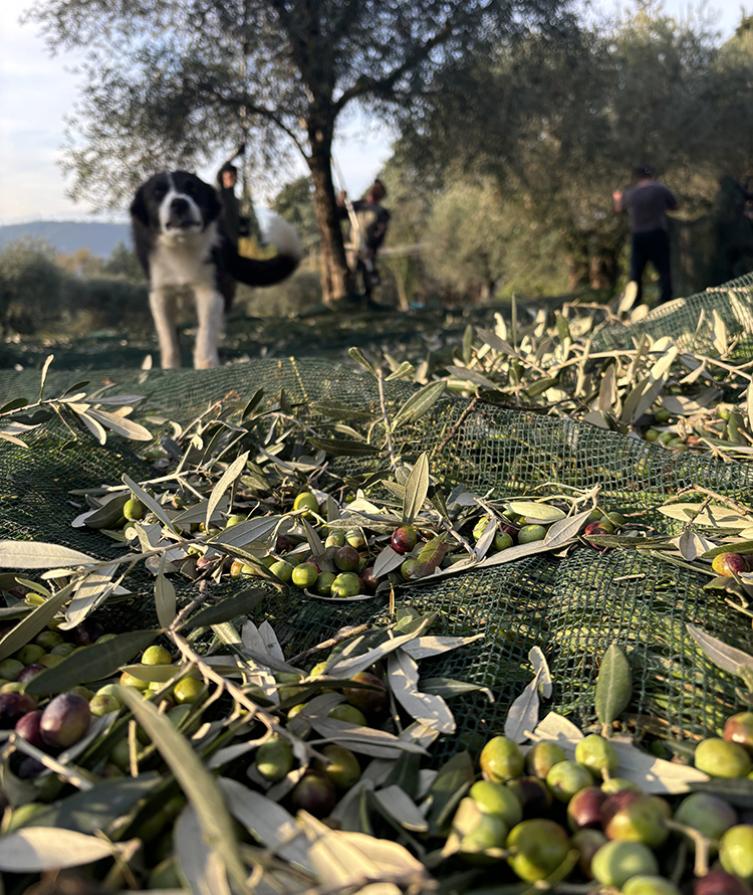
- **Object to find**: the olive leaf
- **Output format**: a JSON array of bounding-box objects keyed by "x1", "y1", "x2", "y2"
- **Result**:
[
  {"x1": 205, "y1": 450, "x2": 250, "y2": 529},
  {"x1": 183, "y1": 588, "x2": 267, "y2": 631},
  {"x1": 25, "y1": 628, "x2": 159, "y2": 695},
  {"x1": 402, "y1": 452, "x2": 430, "y2": 523},
  {"x1": 392, "y1": 381, "x2": 446, "y2": 427},
  {"x1": 507, "y1": 501, "x2": 566, "y2": 524},
  {"x1": 118, "y1": 688, "x2": 248, "y2": 891},
  {"x1": 174, "y1": 804, "x2": 232, "y2": 895},
  {"x1": 658, "y1": 502, "x2": 751, "y2": 529},
  {"x1": 373, "y1": 545, "x2": 406, "y2": 578},
  {"x1": 0, "y1": 828, "x2": 124, "y2": 872},
  {"x1": 387, "y1": 650, "x2": 455, "y2": 735},
  {"x1": 28, "y1": 775, "x2": 159, "y2": 834},
  {"x1": 594, "y1": 642, "x2": 632, "y2": 728},
  {"x1": 504, "y1": 677, "x2": 540, "y2": 744},
  {"x1": 687, "y1": 624, "x2": 753, "y2": 683},
  {"x1": 425, "y1": 752, "x2": 474, "y2": 835},
  {"x1": 0, "y1": 540, "x2": 97, "y2": 569},
  {"x1": 155, "y1": 571, "x2": 177, "y2": 628},
  {"x1": 219, "y1": 778, "x2": 312, "y2": 870}
]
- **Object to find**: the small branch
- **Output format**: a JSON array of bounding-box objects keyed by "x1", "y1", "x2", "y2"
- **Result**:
[{"x1": 377, "y1": 371, "x2": 399, "y2": 473}]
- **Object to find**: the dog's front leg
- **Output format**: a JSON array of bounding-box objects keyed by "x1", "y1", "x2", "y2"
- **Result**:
[
  {"x1": 149, "y1": 288, "x2": 181, "y2": 369},
  {"x1": 193, "y1": 288, "x2": 224, "y2": 369}
]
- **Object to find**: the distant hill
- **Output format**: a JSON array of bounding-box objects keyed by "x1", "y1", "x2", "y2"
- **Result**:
[{"x1": 0, "y1": 220, "x2": 131, "y2": 258}]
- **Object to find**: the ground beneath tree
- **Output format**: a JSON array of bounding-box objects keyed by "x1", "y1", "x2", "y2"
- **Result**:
[{"x1": 0, "y1": 302, "x2": 543, "y2": 371}]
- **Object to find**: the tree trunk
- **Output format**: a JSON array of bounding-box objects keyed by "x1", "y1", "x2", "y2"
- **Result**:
[{"x1": 307, "y1": 135, "x2": 352, "y2": 306}]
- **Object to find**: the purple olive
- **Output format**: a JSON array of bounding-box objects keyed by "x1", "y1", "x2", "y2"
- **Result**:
[
  {"x1": 0, "y1": 692, "x2": 37, "y2": 728},
  {"x1": 15, "y1": 710, "x2": 44, "y2": 748},
  {"x1": 40, "y1": 693, "x2": 91, "y2": 750}
]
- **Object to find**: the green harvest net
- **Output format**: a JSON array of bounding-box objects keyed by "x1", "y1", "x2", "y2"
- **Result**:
[
  {"x1": 1, "y1": 280, "x2": 753, "y2": 758},
  {"x1": 594, "y1": 269, "x2": 753, "y2": 358}
]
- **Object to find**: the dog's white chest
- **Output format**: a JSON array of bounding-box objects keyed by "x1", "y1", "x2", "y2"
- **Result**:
[{"x1": 151, "y1": 228, "x2": 217, "y2": 289}]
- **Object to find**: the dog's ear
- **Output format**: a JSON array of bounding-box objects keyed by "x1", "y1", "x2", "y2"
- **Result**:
[{"x1": 129, "y1": 185, "x2": 149, "y2": 226}]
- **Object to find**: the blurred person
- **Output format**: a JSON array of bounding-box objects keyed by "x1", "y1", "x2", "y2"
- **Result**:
[
  {"x1": 613, "y1": 165, "x2": 678, "y2": 304},
  {"x1": 217, "y1": 159, "x2": 242, "y2": 249},
  {"x1": 337, "y1": 179, "x2": 391, "y2": 309}
]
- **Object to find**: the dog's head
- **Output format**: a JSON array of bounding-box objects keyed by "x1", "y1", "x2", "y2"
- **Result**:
[{"x1": 130, "y1": 170, "x2": 221, "y2": 238}]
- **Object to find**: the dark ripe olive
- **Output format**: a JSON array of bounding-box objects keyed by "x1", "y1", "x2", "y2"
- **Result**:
[
  {"x1": 506, "y1": 776, "x2": 552, "y2": 818},
  {"x1": 290, "y1": 772, "x2": 337, "y2": 818},
  {"x1": 0, "y1": 692, "x2": 37, "y2": 728},
  {"x1": 724, "y1": 712, "x2": 753, "y2": 752},
  {"x1": 567, "y1": 786, "x2": 607, "y2": 830},
  {"x1": 39, "y1": 693, "x2": 91, "y2": 750},
  {"x1": 694, "y1": 870, "x2": 753, "y2": 895},
  {"x1": 15, "y1": 710, "x2": 44, "y2": 748},
  {"x1": 343, "y1": 671, "x2": 388, "y2": 717},
  {"x1": 390, "y1": 525, "x2": 418, "y2": 554}
]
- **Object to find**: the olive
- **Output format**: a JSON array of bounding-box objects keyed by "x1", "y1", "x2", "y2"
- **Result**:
[
  {"x1": 604, "y1": 795, "x2": 668, "y2": 847},
  {"x1": 712, "y1": 553, "x2": 748, "y2": 577},
  {"x1": 480, "y1": 736, "x2": 525, "y2": 782},
  {"x1": 719, "y1": 825, "x2": 753, "y2": 882},
  {"x1": 724, "y1": 712, "x2": 753, "y2": 752},
  {"x1": 546, "y1": 760, "x2": 593, "y2": 802},
  {"x1": 269, "y1": 559, "x2": 294, "y2": 582},
  {"x1": 575, "y1": 734, "x2": 618, "y2": 776},
  {"x1": 293, "y1": 492, "x2": 319, "y2": 515},
  {"x1": 506, "y1": 776, "x2": 552, "y2": 817},
  {"x1": 695, "y1": 738, "x2": 752, "y2": 778},
  {"x1": 573, "y1": 828, "x2": 607, "y2": 876},
  {"x1": 390, "y1": 525, "x2": 418, "y2": 554},
  {"x1": 343, "y1": 671, "x2": 388, "y2": 717},
  {"x1": 325, "y1": 531, "x2": 346, "y2": 549},
  {"x1": 319, "y1": 744, "x2": 361, "y2": 789},
  {"x1": 469, "y1": 780, "x2": 522, "y2": 827},
  {"x1": 142, "y1": 645, "x2": 172, "y2": 666},
  {"x1": 334, "y1": 546, "x2": 360, "y2": 572},
  {"x1": 255, "y1": 737, "x2": 294, "y2": 782},
  {"x1": 329, "y1": 704, "x2": 367, "y2": 726},
  {"x1": 506, "y1": 819, "x2": 570, "y2": 882},
  {"x1": 591, "y1": 841, "x2": 659, "y2": 887},
  {"x1": 675, "y1": 792, "x2": 737, "y2": 840},
  {"x1": 694, "y1": 870, "x2": 753, "y2": 895},
  {"x1": 518, "y1": 524, "x2": 547, "y2": 544},
  {"x1": 494, "y1": 530, "x2": 514, "y2": 550},
  {"x1": 345, "y1": 529, "x2": 367, "y2": 549},
  {"x1": 330, "y1": 573, "x2": 361, "y2": 598},
  {"x1": 173, "y1": 677, "x2": 203, "y2": 705},
  {"x1": 89, "y1": 693, "x2": 121, "y2": 718},
  {"x1": 623, "y1": 876, "x2": 682, "y2": 895},
  {"x1": 315, "y1": 571, "x2": 337, "y2": 596},
  {"x1": 0, "y1": 692, "x2": 36, "y2": 728},
  {"x1": 526, "y1": 741, "x2": 567, "y2": 778},
  {"x1": 567, "y1": 786, "x2": 607, "y2": 830},
  {"x1": 39, "y1": 692, "x2": 91, "y2": 750},
  {"x1": 291, "y1": 562, "x2": 319, "y2": 588},
  {"x1": 14, "y1": 710, "x2": 44, "y2": 748},
  {"x1": 123, "y1": 497, "x2": 146, "y2": 521},
  {"x1": 291, "y1": 772, "x2": 336, "y2": 817},
  {"x1": 16, "y1": 644, "x2": 46, "y2": 665}
]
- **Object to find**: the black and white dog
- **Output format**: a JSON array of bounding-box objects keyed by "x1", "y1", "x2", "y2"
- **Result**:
[{"x1": 130, "y1": 170, "x2": 301, "y2": 369}]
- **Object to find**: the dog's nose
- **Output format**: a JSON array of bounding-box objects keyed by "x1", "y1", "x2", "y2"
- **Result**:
[{"x1": 170, "y1": 196, "x2": 190, "y2": 215}]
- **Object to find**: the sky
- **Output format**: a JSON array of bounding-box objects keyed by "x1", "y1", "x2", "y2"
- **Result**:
[{"x1": 0, "y1": 0, "x2": 746, "y2": 224}]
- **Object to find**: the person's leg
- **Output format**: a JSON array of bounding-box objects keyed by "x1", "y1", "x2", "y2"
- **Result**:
[
  {"x1": 652, "y1": 230, "x2": 673, "y2": 303},
  {"x1": 629, "y1": 233, "x2": 649, "y2": 304}
]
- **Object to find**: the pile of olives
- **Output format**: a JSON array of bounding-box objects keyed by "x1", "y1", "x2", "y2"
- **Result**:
[{"x1": 449, "y1": 733, "x2": 753, "y2": 891}]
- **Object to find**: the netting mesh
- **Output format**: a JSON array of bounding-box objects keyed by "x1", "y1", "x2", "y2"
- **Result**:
[
  {"x1": 594, "y1": 270, "x2": 753, "y2": 357},
  {"x1": 2, "y1": 297, "x2": 753, "y2": 757}
]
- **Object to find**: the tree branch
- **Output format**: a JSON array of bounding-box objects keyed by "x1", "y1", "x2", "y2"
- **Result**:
[{"x1": 333, "y1": 18, "x2": 456, "y2": 112}]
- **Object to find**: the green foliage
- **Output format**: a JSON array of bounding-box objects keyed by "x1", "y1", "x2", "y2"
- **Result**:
[
  {"x1": 396, "y1": 8, "x2": 753, "y2": 294},
  {"x1": 0, "y1": 240, "x2": 63, "y2": 334},
  {"x1": 0, "y1": 239, "x2": 148, "y2": 335}
]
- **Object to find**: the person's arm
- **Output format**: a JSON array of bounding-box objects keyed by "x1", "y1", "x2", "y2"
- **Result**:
[
  {"x1": 612, "y1": 189, "x2": 624, "y2": 213},
  {"x1": 665, "y1": 187, "x2": 679, "y2": 211}
]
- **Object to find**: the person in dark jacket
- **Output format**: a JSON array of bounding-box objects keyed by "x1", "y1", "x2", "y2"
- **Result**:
[
  {"x1": 613, "y1": 165, "x2": 678, "y2": 304},
  {"x1": 337, "y1": 179, "x2": 391, "y2": 308},
  {"x1": 217, "y1": 161, "x2": 242, "y2": 249}
]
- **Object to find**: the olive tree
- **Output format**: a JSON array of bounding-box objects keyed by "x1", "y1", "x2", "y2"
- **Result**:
[{"x1": 28, "y1": 0, "x2": 570, "y2": 304}]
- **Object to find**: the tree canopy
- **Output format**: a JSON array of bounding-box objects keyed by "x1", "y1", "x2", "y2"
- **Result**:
[{"x1": 29, "y1": 0, "x2": 573, "y2": 301}]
